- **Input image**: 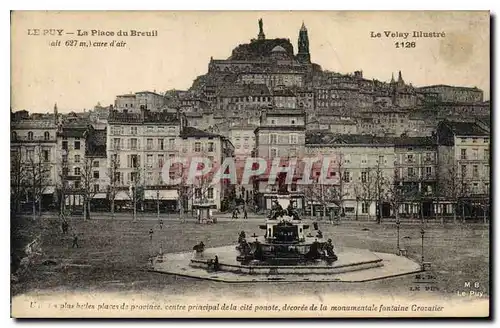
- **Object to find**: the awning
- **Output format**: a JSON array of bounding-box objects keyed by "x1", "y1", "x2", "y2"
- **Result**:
[
  {"x1": 114, "y1": 191, "x2": 130, "y2": 200},
  {"x1": 43, "y1": 186, "x2": 56, "y2": 194},
  {"x1": 144, "y1": 190, "x2": 178, "y2": 200},
  {"x1": 93, "y1": 193, "x2": 107, "y2": 199}
]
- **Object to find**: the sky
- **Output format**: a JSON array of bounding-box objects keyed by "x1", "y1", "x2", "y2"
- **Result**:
[{"x1": 11, "y1": 11, "x2": 490, "y2": 113}]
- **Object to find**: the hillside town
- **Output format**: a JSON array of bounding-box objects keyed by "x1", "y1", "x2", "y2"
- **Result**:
[{"x1": 11, "y1": 19, "x2": 490, "y2": 223}]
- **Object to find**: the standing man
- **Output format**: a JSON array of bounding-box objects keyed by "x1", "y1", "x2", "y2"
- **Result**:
[
  {"x1": 159, "y1": 218, "x2": 163, "y2": 230},
  {"x1": 149, "y1": 228, "x2": 154, "y2": 241},
  {"x1": 243, "y1": 206, "x2": 248, "y2": 220},
  {"x1": 71, "y1": 233, "x2": 79, "y2": 248}
]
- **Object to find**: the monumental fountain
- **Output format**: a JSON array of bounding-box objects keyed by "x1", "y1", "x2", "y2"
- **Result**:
[{"x1": 151, "y1": 198, "x2": 422, "y2": 282}]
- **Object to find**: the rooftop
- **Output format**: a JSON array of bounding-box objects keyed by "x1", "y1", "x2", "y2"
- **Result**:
[
  {"x1": 11, "y1": 120, "x2": 57, "y2": 130},
  {"x1": 180, "y1": 126, "x2": 222, "y2": 139},
  {"x1": 442, "y1": 121, "x2": 489, "y2": 136},
  {"x1": 394, "y1": 136, "x2": 437, "y2": 147},
  {"x1": 306, "y1": 132, "x2": 394, "y2": 145}
]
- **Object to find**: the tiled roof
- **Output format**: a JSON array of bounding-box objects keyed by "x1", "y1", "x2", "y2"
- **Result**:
[
  {"x1": 306, "y1": 132, "x2": 394, "y2": 145},
  {"x1": 11, "y1": 120, "x2": 57, "y2": 130},
  {"x1": 180, "y1": 126, "x2": 222, "y2": 139},
  {"x1": 394, "y1": 136, "x2": 437, "y2": 147},
  {"x1": 443, "y1": 121, "x2": 489, "y2": 136}
]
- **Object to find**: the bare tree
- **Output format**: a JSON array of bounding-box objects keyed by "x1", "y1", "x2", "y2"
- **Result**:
[
  {"x1": 359, "y1": 167, "x2": 376, "y2": 221},
  {"x1": 80, "y1": 157, "x2": 99, "y2": 221},
  {"x1": 26, "y1": 148, "x2": 51, "y2": 221},
  {"x1": 127, "y1": 164, "x2": 143, "y2": 222},
  {"x1": 441, "y1": 165, "x2": 465, "y2": 224},
  {"x1": 10, "y1": 147, "x2": 28, "y2": 213},
  {"x1": 106, "y1": 154, "x2": 120, "y2": 219}
]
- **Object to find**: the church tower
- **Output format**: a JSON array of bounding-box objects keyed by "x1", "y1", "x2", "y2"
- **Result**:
[
  {"x1": 297, "y1": 22, "x2": 311, "y2": 64},
  {"x1": 53, "y1": 102, "x2": 58, "y2": 125}
]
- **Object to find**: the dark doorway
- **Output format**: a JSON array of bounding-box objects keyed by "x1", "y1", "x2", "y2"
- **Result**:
[{"x1": 381, "y1": 202, "x2": 391, "y2": 218}]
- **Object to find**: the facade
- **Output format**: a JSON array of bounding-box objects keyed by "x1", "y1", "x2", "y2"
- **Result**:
[
  {"x1": 418, "y1": 85, "x2": 483, "y2": 103},
  {"x1": 85, "y1": 128, "x2": 109, "y2": 210},
  {"x1": 115, "y1": 91, "x2": 165, "y2": 112},
  {"x1": 228, "y1": 122, "x2": 258, "y2": 202},
  {"x1": 305, "y1": 133, "x2": 395, "y2": 219},
  {"x1": 56, "y1": 123, "x2": 90, "y2": 213},
  {"x1": 394, "y1": 136, "x2": 438, "y2": 217},
  {"x1": 254, "y1": 109, "x2": 307, "y2": 210},
  {"x1": 437, "y1": 121, "x2": 490, "y2": 218},
  {"x1": 179, "y1": 127, "x2": 235, "y2": 210},
  {"x1": 107, "y1": 109, "x2": 184, "y2": 212},
  {"x1": 11, "y1": 119, "x2": 59, "y2": 211}
]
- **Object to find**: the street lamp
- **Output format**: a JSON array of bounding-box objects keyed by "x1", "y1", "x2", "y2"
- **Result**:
[
  {"x1": 420, "y1": 227, "x2": 425, "y2": 267},
  {"x1": 396, "y1": 219, "x2": 401, "y2": 250}
]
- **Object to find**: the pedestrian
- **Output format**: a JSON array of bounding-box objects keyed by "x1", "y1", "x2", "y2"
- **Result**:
[
  {"x1": 243, "y1": 206, "x2": 248, "y2": 220},
  {"x1": 159, "y1": 219, "x2": 163, "y2": 230},
  {"x1": 232, "y1": 208, "x2": 238, "y2": 220},
  {"x1": 149, "y1": 228, "x2": 154, "y2": 241},
  {"x1": 71, "y1": 233, "x2": 79, "y2": 248}
]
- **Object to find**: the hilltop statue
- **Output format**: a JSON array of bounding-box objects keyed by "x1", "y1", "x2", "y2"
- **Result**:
[{"x1": 258, "y1": 18, "x2": 266, "y2": 40}]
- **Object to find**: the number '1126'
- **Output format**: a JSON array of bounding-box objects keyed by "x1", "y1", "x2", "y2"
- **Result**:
[{"x1": 395, "y1": 42, "x2": 416, "y2": 48}]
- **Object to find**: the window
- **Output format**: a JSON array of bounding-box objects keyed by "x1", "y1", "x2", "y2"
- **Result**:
[
  {"x1": 62, "y1": 154, "x2": 68, "y2": 163},
  {"x1": 168, "y1": 138, "x2": 175, "y2": 149},
  {"x1": 289, "y1": 148, "x2": 297, "y2": 157},
  {"x1": 130, "y1": 138, "x2": 137, "y2": 150},
  {"x1": 473, "y1": 183, "x2": 479, "y2": 193},
  {"x1": 43, "y1": 150, "x2": 49, "y2": 162},
  {"x1": 270, "y1": 148, "x2": 278, "y2": 157},
  {"x1": 460, "y1": 149, "x2": 467, "y2": 160},
  {"x1": 93, "y1": 160, "x2": 99, "y2": 167},
  {"x1": 290, "y1": 134, "x2": 298, "y2": 144},
  {"x1": 473, "y1": 165, "x2": 479, "y2": 178},
  {"x1": 147, "y1": 154, "x2": 153, "y2": 168},
  {"x1": 472, "y1": 148, "x2": 478, "y2": 160},
  {"x1": 362, "y1": 202, "x2": 369, "y2": 214},
  {"x1": 130, "y1": 126, "x2": 137, "y2": 135},
  {"x1": 93, "y1": 184, "x2": 99, "y2": 193},
  {"x1": 195, "y1": 188, "x2": 202, "y2": 199},
  {"x1": 74, "y1": 154, "x2": 80, "y2": 163},
  {"x1": 461, "y1": 165, "x2": 467, "y2": 177},
  {"x1": 485, "y1": 164, "x2": 490, "y2": 177},
  {"x1": 147, "y1": 126, "x2": 154, "y2": 133},
  {"x1": 270, "y1": 134, "x2": 277, "y2": 144},
  {"x1": 74, "y1": 167, "x2": 80, "y2": 175},
  {"x1": 207, "y1": 142, "x2": 214, "y2": 152},
  {"x1": 28, "y1": 131, "x2": 33, "y2": 140},
  {"x1": 141, "y1": 136, "x2": 153, "y2": 150},
  {"x1": 62, "y1": 141, "x2": 68, "y2": 150},
  {"x1": 484, "y1": 149, "x2": 489, "y2": 160},
  {"x1": 44, "y1": 131, "x2": 50, "y2": 140},
  {"x1": 113, "y1": 138, "x2": 121, "y2": 150},
  {"x1": 472, "y1": 138, "x2": 478, "y2": 143},
  {"x1": 407, "y1": 154, "x2": 414, "y2": 163},
  {"x1": 207, "y1": 188, "x2": 214, "y2": 199},
  {"x1": 271, "y1": 119, "x2": 276, "y2": 125},
  {"x1": 93, "y1": 171, "x2": 99, "y2": 179},
  {"x1": 425, "y1": 153, "x2": 433, "y2": 162},
  {"x1": 74, "y1": 140, "x2": 80, "y2": 150},
  {"x1": 460, "y1": 138, "x2": 466, "y2": 143},
  {"x1": 158, "y1": 139, "x2": 164, "y2": 150},
  {"x1": 378, "y1": 155, "x2": 384, "y2": 164},
  {"x1": 343, "y1": 171, "x2": 350, "y2": 182},
  {"x1": 194, "y1": 142, "x2": 201, "y2": 152},
  {"x1": 361, "y1": 155, "x2": 367, "y2": 164},
  {"x1": 361, "y1": 171, "x2": 367, "y2": 183},
  {"x1": 11, "y1": 131, "x2": 17, "y2": 140},
  {"x1": 484, "y1": 138, "x2": 489, "y2": 143},
  {"x1": 158, "y1": 154, "x2": 164, "y2": 168},
  {"x1": 408, "y1": 167, "x2": 415, "y2": 177},
  {"x1": 425, "y1": 167, "x2": 432, "y2": 176},
  {"x1": 74, "y1": 181, "x2": 80, "y2": 189}
]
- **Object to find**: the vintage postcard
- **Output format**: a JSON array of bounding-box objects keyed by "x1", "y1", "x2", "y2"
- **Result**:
[{"x1": 10, "y1": 11, "x2": 490, "y2": 318}]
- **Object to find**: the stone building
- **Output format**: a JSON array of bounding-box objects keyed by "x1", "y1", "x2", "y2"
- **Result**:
[
  {"x1": 437, "y1": 121, "x2": 490, "y2": 218},
  {"x1": 11, "y1": 118, "x2": 58, "y2": 211},
  {"x1": 106, "y1": 109, "x2": 185, "y2": 212},
  {"x1": 305, "y1": 133, "x2": 395, "y2": 219},
  {"x1": 418, "y1": 85, "x2": 484, "y2": 103}
]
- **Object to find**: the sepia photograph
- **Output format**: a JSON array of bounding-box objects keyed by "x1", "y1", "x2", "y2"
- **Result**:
[{"x1": 10, "y1": 10, "x2": 491, "y2": 318}]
